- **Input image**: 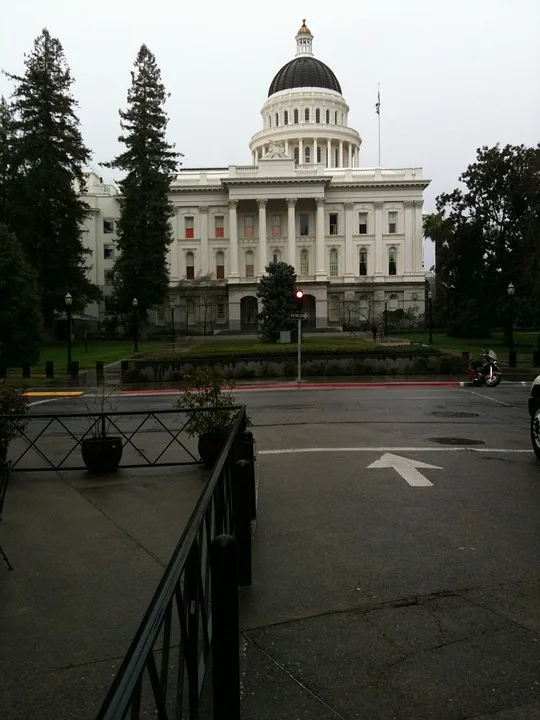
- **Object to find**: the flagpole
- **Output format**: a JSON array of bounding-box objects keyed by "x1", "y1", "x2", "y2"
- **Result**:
[{"x1": 377, "y1": 82, "x2": 381, "y2": 167}]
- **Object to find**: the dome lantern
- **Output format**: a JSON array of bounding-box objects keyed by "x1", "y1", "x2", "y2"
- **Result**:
[{"x1": 295, "y1": 19, "x2": 313, "y2": 57}]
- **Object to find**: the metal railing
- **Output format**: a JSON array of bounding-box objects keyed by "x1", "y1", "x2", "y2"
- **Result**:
[
  {"x1": 2, "y1": 407, "x2": 245, "y2": 472},
  {"x1": 96, "y1": 407, "x2": 255, "y2": 719}
]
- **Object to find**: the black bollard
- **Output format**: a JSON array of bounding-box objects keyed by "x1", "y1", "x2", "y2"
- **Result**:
[
  {"x1": 233, "y1": 459, "x2": 252, "y2": 587},
  {"x1": 96, "y1": 360, "x2": 104, "y2": 383},
  {"x1": 211, "y1": 535, "x2": 240, "y2": 720},
  {"x1": 509, "y1": 350, "x2": 517, "y2": 369},
  {"x1": 22, "y1": 362, "x2": 31, "y2": 379},
  {"x1": 70, "y1": 360, "x2": 79, "y2": 379},
  {"x1": 45, "y1": 361, "x2": 54, "y2": 379}
]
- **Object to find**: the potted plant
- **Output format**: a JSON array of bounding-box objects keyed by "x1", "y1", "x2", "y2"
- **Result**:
[
  {"x1": 175, "y1": 366, "x2": 242, "y2": 467},
  {"x1": 78, "y1": 383, "x2": 123, "y2": 473},
  {"x1": 0, "y1": 382, "x2": 29, "y2": 464}
]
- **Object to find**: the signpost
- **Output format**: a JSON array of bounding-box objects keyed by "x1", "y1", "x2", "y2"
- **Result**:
[{"x1": 290, "y1": 312, "x2": 309, "y2": 383}]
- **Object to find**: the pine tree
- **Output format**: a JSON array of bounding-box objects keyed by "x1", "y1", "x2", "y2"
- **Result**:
[
  {"x1": 0, "y1": 97, "x2": 15, "y2": 226},
  {"x1": 0, "y1": 223, "x2": 42, "y2": 365},
  {"x1": 103, "y1": 45, "x2": 180, "y2": 329},
  {"x1": 4, "y1": 29, "x2": 99, "y2": 327},
  {"x1": 257, "y1": 262, "x2": 298, "y2": 342}
]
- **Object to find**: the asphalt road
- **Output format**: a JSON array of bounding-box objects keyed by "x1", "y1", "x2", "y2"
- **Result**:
[{"x1": 25, "y1": 383, "x2": 540, "y2": 718}]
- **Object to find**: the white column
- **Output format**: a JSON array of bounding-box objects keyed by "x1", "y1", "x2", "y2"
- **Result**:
[
  {"x1": 299, "y1": 138, "x2": 304, "y2": 164},
  {"x1": 344, "y1": 202, "x2": 354, "y2": 278},
  {"x1": 374, "y1": 201, "x2": 384, "y2": 276},
  {"x1": 339, "y1": 141, "x2": 344, "y2": 168},
  {"x1": 348, "y1": 143, "x2": 352, "y2": 167},
  {"x1": 313, "y1": 138, "x2": 318, "y2": 164},
  {"x1": 413, "y1": 199, "x2": 423, "y2": 273},
  {"x1": 200, "y1": 207, "x2": 209, "y2": 275},
  {"x1": 316, "y1": 197, "x2": 326, "y2": 279},
  {"x1": 228, "y1": 199, "x2": 239, "y2": 278},
  {"x1": 404, "y1": 201, "x2": 413, "y2": 274},
  {"x1": 257, "y1": 199, "x2": 267, "y2": 275},
  {"x1": 285, "y1": 140, "x2": 289, "y2": 156},
  {"x1": 287, "y1": 197, "x2": 296, "y2": 267},
  {"x1": 327, "y1": 139, "x2": 331, "y2": 167}
]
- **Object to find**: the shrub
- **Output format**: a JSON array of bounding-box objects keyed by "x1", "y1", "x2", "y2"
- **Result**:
[{"x1": 0, "y1": 382, "x2": 29, "y2": 455}]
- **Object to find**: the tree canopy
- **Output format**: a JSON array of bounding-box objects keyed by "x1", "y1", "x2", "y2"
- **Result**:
[{"x1": 256, "y1": 262, "x2": 299, "y2": 342}]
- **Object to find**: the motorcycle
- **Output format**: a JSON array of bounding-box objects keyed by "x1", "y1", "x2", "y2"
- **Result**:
[{"x1": 466, "y1": 349, "x2": 502, "y2": 387}]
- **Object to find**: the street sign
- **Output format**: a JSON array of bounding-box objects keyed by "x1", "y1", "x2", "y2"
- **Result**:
[{"x1": 290, "y1": 312, "x2": 308, "y2": 319}]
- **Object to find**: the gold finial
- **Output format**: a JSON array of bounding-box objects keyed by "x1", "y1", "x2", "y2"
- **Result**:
[{"x1": 297, "y1": 18, "x2": 311, "y2": 34}]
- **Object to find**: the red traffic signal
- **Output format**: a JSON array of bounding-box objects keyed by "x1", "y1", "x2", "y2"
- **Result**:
[{"x1": 295, "y1": 290, "x2": 304, "y2": 300}]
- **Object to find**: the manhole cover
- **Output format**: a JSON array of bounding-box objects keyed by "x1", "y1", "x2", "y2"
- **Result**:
[
  {"x1": 428, "y1": 437, "x2": 485, "y2": 446},
  {"x1": 432, "y1": 411, "x2": 479, "y2": 418}
]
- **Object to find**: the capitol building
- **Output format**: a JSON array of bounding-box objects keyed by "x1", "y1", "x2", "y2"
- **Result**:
[{"x1": 81, "y1": 20, "x2": 429, "y2": 332}]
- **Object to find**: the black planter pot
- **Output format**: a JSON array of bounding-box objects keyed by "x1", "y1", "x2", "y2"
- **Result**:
[
  {"x1": 198, "y1": 432, "x2": 227, "y2": 468},
  {"x1": 81, "y1": 436, "x2": 123, "y2": 474}
]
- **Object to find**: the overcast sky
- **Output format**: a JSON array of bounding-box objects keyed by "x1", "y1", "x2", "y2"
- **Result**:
[{"x1": 1, "y1": 0, "x2": 538, "y2": 216}]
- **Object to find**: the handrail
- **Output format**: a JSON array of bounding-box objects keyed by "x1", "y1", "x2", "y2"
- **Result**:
[{"x1": 96, "y1": 407, "x2": 248, "y2": 719}]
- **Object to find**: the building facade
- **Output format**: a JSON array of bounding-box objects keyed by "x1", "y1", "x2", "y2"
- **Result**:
[{"x1": 81, "y1": 20, "x2": 430, "y2": 333}]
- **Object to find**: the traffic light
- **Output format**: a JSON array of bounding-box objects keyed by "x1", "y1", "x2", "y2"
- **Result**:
[{"x1": 294, "y1": 289, "x2": 304, "y2": 311}]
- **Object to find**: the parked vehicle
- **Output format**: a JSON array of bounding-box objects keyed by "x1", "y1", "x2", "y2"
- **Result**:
[
  {"x1": 466, "y1": 349, "x2": 502, "y2": 387},
  {"x1": 528, "y1": 375, "x2": 540, "y2": 460}
]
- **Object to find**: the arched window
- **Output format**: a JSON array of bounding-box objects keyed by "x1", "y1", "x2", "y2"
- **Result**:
[
  {"x1": 315, "y1": 108, "x2": 321, "y2": 123},
  {"x1": 294, "y1": 146, "x2": 299, "y2": 164},
  {"x1": 284, "y1": 110, "x2": 289, "y2": 125},
  {"x1": 317, "y1": 146, "x2": 321, "y2": 163},
  {"x1": 325, "y1": 109, "x2": 330, "y2": 124},
  {"x1": 294, "y1": 108, "x2": 299, "y2": 124},
  {"x1": 329, "y1": 295, "x2": 340, "y2": 322},
  {"x1": 304, "y1": 108, "x2": 310, "y2": 122},
  {"x1": 388, "y1": 294, "x2": 399, "y2": 312},
  {"x1": 388, "y1": 247, "x2": 397, "y2": 275},
  {"x1": 359, "y1": 248, "x2": 367, "y2": 276},
  {"x1": 300, "y1": 248, "x2": 309, "y2": 275},
  {"x1": 335, "y1": 110, "x2": 338, "y2": 124},
  {"x1": 272, "y1": 249, "x2": 282, "y2": 264},
  {"x1": 335, "y1": 148, "x2": 339, "y2": 167},
  {"x1": 305, "y1": 146, "x2": 311, "y2": 164},
  {"x1": 245, "y1": 250, "x2": 254, "y2": 278},
  {"x1": 275, "y1": 112, "x2": 279, "y2": 126},
  {"x1": 268, "y1": 115, "x2": 271, "y2": 128},
  {"x1": 358, "y1": 296, "x2": 370, "y2": 321},
  {"x1": 216, "y1": 250, "x2": 224, "y2": 279},
  {"x1": 329, "y1": 248, "x2": 339, "y2": 277},
  {"x1": 186, "y1": 251, "x2": 194, "y2": 279}
]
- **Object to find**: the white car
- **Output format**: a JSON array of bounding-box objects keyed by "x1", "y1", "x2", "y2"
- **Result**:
[{"x1": 529, "y1": 375, "x2": 540, "y2": 460}]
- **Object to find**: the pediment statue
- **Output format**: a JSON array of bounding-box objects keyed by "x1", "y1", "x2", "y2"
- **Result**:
[{"x1": 262, "y1": 141, "x2": 289, "y2": 159}]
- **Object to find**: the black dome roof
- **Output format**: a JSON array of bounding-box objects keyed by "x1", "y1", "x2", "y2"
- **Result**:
[{"x1": 268, "y1": 56, "x2": 342, "y2": 97}]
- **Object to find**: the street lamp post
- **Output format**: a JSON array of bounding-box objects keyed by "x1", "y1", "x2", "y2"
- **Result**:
[
  {"x1": 132, "y1": 297, "x2": 139, "y2": 353},
  {"x1": 507, "y1": 282, "x2": 516, "y2": 367},
  {"x1": 427, "y1": 286, "x2": 433, "y2": 345},
  {"x1": 171, "y1": 304, "x2": 176, "y2": 356},
  {"x1": 65, "y1": 292, "x2": 73, "y2": 369}
]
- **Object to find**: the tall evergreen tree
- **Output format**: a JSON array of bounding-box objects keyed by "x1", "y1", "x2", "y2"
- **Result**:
[
  {"x1": 0, "y1": 97, "x2": 15, "y2": 226},
  {"x1": 257, "y1": 262, "x2": 299, "y2": 343},
  {"x1": 103, "y1": 45, "x2": 180, "y2": 329},
  {"x1": 4, "y1": 29, "x2": 99, "y2": 327},
  {"x1": 0, "y1": 223, "x2": 42, "y2": 365}
]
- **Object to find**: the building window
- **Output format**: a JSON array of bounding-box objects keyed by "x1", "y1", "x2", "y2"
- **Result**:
[
  {"x1": 185, "y1": 216, "x2": 194, "y2": 239},
  {"x1": 244, "y1": 215, "x2": 254, "y2": 238},
  {"x1": 284, "y1": 110, "x2": 288, "y2": 125},
  {"x1": 186, "y1": 299, "x2": 195, "y2": 324},
  {"x1": 358, "y1": 212, "x2": 368, "y2": 234},
  {"x1": 275, "y1": 112, "x2": 279, "y2": 126},
  {"x1": 104, "y1": 269, "x2": 114, "y2": 286},
  {"x1": 335, "y1": 111, "x2": 338, "y2": 124},
  {"x1": 305, "y1": 146, "x2": 311, "y2": 164},
  {"x1": 103, "y1": 243, "x2": 115, "y2": 260},
  {"x1": 329, "y1": 295, "x2": 340, "y2": 322},
  {"x1": 300, "y1": 214, "x2": 309, "y2": 236},
  {"x1": 359, "y1": 248, "x2": 367, "y2": 276},
  {"x1": 294, "y1": 108, "x2": 299, "y2": 124},
  {"x1": 217, "y1": 302, "x2": 225, "y2": 320},
  {"x1": 315, "y1": 108, "x2": 320, "y2": 123},
  {"x1": 335, "y1": 148, "x2": 339, "y2": 167},
  {"x1": 329, "y1": 248, "x2": 339, "y2": 277},
  {"x1": 245, "y1": 250, "x2": 255, "y2": 278},
  {"x1": 388, "y1": 293, "x2": 399, "y2": 312},
  {"x1": 103, "y1": 218, "x2": 115, "y2": 234},
  {"x1": 216, "y1": 250, "x2": 225, "y2": 279},
  {"x1": 304, "y1": 108, "x2": 310, "y2": 122},
  {"x1": 215, "y1": 215, "x2": 224, "y2": 238},
  {"x1": 269, "y1": 115, "x2": 271, "y2": 128},
  {"x1": 186, "y1": 251, "x2": 195, "y2": 279},
  {"x1": 272, "y1": 215, "x2": 281, "y2": 237},
  {"x1": 359, "y1": 296, "x2": 369, "y2": 320},
  {"x1": 317, "y1": 146, "x2": 321, "y2": 163},
  {"x1": 325, "y1": 109, "x2": 330, "y2": 123},
  {"x1": 388, "y1": 247, "x2": 397, "y2": 275},
  {"x1": 300, "y1": 248, "x2": 309, "y2": 275},
  {"x1": 388, "y1": 211, "x2": 397, "y2": 234},
  {"x1": 272, "y1": 249, "x2": 282, "y2": 264},
  {"x1": 294, "y1": 146, "x2": 299, "y2": 164},
  {"x1": 329, "y1": 213, "x2": 338, "y2": 235}
]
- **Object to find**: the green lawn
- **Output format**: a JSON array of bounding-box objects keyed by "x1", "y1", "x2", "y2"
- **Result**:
[{"x1": 397, "y1": 331, "x2": 539, "y2": 357}]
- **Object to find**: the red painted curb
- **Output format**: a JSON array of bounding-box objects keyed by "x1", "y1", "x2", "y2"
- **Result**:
[{"x1": 117, "y1": 381, "x2": 464, "y2": 395}]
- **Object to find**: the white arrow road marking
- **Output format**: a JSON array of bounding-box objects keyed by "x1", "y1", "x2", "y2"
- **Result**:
[{"x1": 367, "y1": 453, "x2": 442, "y2": 487}]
